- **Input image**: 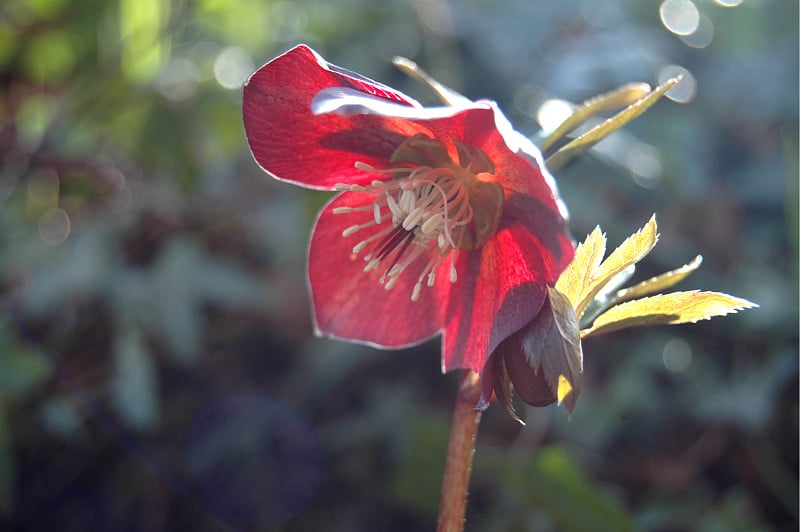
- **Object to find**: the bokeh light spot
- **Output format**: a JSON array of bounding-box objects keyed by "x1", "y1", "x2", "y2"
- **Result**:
[
  {"x1": 659, "y1": 0, "x2": 700, "y2": 36},
  {"x1": 628, "y1": 144, "x2": 664, "y2": 189},
  {"x1": 38, "y1": 207, "x2": 71, "y2": 245},
  {"x1": 714, "y1": 0, "x2": 743, "y2": 6},
  {"x1": 536, "y1": 99, "x2": 574, "y2": 135},
  {"x1": 213, "y1": 46, "x2": 254, "y2": 90},
  {"x1": 659, "y1": 65, "x2": 697, "y2": 103},
  {"x1": 156, "y1": 58, "x2": 200, "y2": 102},
  {"x1": 663, "y1": 337, "x2": 692, "y2": 372},
  {"x1": 681, "y1": 12, "x2": 714, "y2": 49}
]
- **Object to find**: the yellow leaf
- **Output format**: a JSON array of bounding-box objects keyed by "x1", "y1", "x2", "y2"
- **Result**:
[
  {"x1": 581, "y1": 291, "x2": 758, "y2": 338},
  {"x1": 613, "y1": 255, "x2": 703, "y2": 304},
  {"x1": 575, "y1": 215, "x2": 659, "y2": 320},
  {"x1": 555, "y1": 226, "x2": 606, "y2": 309},
  {"x1": 556, "y1": 374, "x2": 573, "y2": 405},
  {"x1": 546, "y1": 76, "x2": 681, "y2": 171}
]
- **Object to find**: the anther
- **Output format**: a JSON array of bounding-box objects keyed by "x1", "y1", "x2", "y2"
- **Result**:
[
  {"x1": 421, "y1": 213, "x2": 443, "y2": 235},
  {"x1": 402, "y1": 207, "x2": 426, "y2": 231},
  {"x1": 342, "y1": 225, "x2": 363, "y2": 237},
  {"x1": 411, "y1": 282, "x2": 422, "y2": 302}
]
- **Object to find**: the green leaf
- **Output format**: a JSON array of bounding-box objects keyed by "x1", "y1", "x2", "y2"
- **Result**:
[
  {"x1": 546, "y1": 77, "x2": 680, "y2": 171},
  {"x1": 555, "y1": 226, "x2": 606, "y2": 311},
  {"x1": 582, "y1": 291, "x2": 758, "y2": 338},
  {"x1": 390, "y1": 416, "x2": 448, "y2": 516},
  {"x1": 575, "y1": 215, "x2": 659, "y2": 320},
  {"x1": 613, "y1": 255, "x2": 703, "y2": 304},
  {"x1": 499, "y1": 447, "x2": 634, "y2": 532},
  {"x1": 540, "y1": 82, "x2": 652, "y2": 155}
]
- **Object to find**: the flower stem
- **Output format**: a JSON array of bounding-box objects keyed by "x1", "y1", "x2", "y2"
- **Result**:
[{"x1": 437, "y1": 370, "x2": 483, "y2": 532}]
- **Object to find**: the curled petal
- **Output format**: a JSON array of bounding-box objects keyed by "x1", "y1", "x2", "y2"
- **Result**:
[{"x1": 243, "y1": 45, "x2": 425, "y2": 190}]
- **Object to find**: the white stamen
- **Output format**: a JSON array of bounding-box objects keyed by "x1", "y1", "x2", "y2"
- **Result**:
[
  {"x1": 411, "y1": 282, "x2": 422, "y2": 301},
  {"x1": 336, "y1": 145, "x2": 493, "y2": 302},
  {"x1": 400, "y1": 190, "x2": 416, "y2": 213},
  {"x1": 421, "y1": 213, "x2": 443, "y2": 235},
  {"x1": 342, "y1": 224, "x2": 363, "y2": 237},
  {"x1": 402, "y1": 206, "x2": 426, "y2": 231},
  {"x1": 351, "y1": 226, "x2": 393, "y2": 257},
  {"x1": 386, "y1": 194, "x2": 402, "y2": 219}
]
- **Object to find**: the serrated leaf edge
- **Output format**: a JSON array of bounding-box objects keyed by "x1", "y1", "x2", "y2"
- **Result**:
[
  {"x1": 581, "y1": 290, "x2": 758, "y2": 338},
  {"x1": 574, "y1": 215, "x2": 659, "y2": 319}
]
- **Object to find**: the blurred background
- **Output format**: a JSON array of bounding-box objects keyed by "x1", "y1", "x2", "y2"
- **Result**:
[{"x1": 0, "y1": 0, "x2": 796, "y2": 530}]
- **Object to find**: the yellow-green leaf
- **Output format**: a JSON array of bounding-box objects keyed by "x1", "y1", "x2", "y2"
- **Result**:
[
  {"x1": 581, "y1": 290, "x2": 758, "y2": 338},
  {"x1": 613, "y1": 255, "x2": 703, "y2": 304},
  {"x1": 555, "y1": 226, "x2": 606, "y2": 309},
  {"x1": 545, "y1": 77, "x2": 680, "y2": 171},
  {"x1": 575, "y1": 215, "x2": 659, "y2": 319},
  {"x1": 540, "y1": 82, "x2": 652, "y2": 155}
]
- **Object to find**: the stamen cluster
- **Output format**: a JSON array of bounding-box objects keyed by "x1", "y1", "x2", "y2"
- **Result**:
[{"x1": 334, "y1": 164, "x2": 473, "y2": 301}]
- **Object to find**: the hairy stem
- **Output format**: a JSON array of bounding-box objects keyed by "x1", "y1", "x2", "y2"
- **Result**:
[{"x1": 437, "y1": 370, "x2": 483, "y2": 532}]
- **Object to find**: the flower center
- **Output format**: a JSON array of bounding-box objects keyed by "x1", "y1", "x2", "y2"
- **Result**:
[{"x1": 333, "y1": 134, "x2": 504, "y2": 301}]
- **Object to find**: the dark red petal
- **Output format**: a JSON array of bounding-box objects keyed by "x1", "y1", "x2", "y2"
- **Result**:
[
  {"x1": 503, "y1": 345, "x2": 556, "y2": 407},
  {"x1": 503, "y1": 190, "x2": 575, "y2": 284},
  {"x1": 243, "y1": 45, "x2": 427, "y2": 190},
  {"x1": 446, "y1": 102, "x2": 574, "y2": 283},
  {"x1": 308, "y1": 192, "x2": 450, "y2": 348},
  {"x1": 441, "y1": 222, "x2": 549, "y2": 374}
]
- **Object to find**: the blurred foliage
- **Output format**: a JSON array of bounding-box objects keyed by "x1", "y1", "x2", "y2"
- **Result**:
[{"x1": 0, "y1": 0, "x2": 796, "y2": 530}]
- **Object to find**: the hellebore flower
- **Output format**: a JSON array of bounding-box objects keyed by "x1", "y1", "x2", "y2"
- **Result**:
[{"x1": 242, "y1": 45, "x2": 574, "y2": 404}]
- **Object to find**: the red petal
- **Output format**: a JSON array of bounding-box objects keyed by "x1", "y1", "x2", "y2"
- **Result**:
[
  {"x1": 441, "y1": 222, "x2": 549, "y2": 374},
  {"x1": 446, "y1": 102, "x2": 575, "y2": 283},
  {"x1": 243, "y1": 45, "x2": 426, "y2": 190},
  {"x1": 308, "y1": 192, "x2": 451, "y2": 347},
  {"x1": 503, "y1": 191, "x2": 575, "y2": 284}
]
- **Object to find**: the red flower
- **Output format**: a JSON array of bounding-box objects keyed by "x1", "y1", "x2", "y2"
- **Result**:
[{"x1": 242, "y1": 45, "x2": 574, "y2": 403}]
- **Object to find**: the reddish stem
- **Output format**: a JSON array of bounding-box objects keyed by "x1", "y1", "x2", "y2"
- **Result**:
[{"x1": 437, "y1": 370, "x2": 483, "y2": 532}]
